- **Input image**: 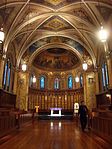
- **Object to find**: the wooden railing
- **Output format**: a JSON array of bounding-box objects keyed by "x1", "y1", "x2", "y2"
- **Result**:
[
  {"x1": 92, "y1": 110, "x2": 112, "y2": 141},
  {"x1": 92, "y1": 116, "x2": 112, "y2": 136},
  {"x1": 0, "y1": 89, "x2": 16, "y2": 108},
  {"x1": 96, "y1": 88, "x2": 112, "y2": 108},
  {"x1": 0, "y1": 109, "x2": 32, "y2": 138}
]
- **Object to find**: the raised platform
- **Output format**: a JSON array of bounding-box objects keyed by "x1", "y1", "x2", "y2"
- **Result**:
[{"x1": 37, "y1": 115, "x2": 73, "y2": 120}]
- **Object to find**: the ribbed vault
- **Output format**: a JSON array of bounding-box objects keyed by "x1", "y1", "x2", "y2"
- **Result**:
[{"x1": 0, "y1": 0, "x2": 111, "y2": 70}]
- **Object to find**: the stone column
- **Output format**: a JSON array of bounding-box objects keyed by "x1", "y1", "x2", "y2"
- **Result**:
[
  {"x1": 94, "y1": 70, "x2": 99, "y2": 94},
  {"x1": 107, "y1": 58, "x2": 112, "y2": 88},
  {"x1": 83, "y1": 72, "x2": 96, "y2": 110},
  {"x1": 83, "y1": 72, "x2": 87, "y2": 104},
  {"x1": 16, "y1": 71, "x2": 29, "y2": 111},
  {"x1": 104, "y1": 42, "x2": 112, "y2": 88},
  {"x1": 0, "y1": 57, "x2": 4, "y2": 88},
  {"x1": 13, "y1": 69, "x2": 18, "y2": 94}
]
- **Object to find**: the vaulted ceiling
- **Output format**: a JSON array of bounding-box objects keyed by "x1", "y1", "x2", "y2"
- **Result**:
[{"x1": 0, "y1": 0, "x2": 112, "y2": 71}]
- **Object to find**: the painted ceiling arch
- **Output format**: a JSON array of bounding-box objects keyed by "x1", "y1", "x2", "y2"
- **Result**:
[
  {"x1": 17, "y1": 34, "x2": 96, "y2": 68},
  {"x1": 32, "y1": 47, "x2": 81, "y2": 71},
  {"x1": 27, "y1": 42, "x2": 83, "y2": 67},
  {"x1": 22, "y1": 38, "x2": 93, "y2": 72},
  {"x1": 22, "y1": 36, "x2": 92, "y2": 64}
]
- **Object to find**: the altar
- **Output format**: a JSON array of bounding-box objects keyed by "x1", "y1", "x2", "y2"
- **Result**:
[{"x1": 50, "y1": 108, "x2": 62, "y2": 117}]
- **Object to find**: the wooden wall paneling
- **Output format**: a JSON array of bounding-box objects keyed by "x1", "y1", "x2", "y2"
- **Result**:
[
  {"x1": 36, "y1": 94, "x2": 38, "y2": 107},
  {"x1": 61, "y1": 95, "x2": 64, "y2": 109},
  {"x1": 65, "y1": 95, "x2": 67, "y2": 109},
  {"x1": 68, "y1": 94, "x2": 70, "y2": 109},
  {"x1": 41, "y1": 94, "x2": 42, "y2": 109},
  {"x1": 29, "y1": 94, "x2": 31, "y2": 109},
  {"x1": 38, "y1": 94, "x2": 40, "y2": 109},
  {"x1": 74, "y1": 93, "x2": 75, "y2": 104},
  {"x1": 58, "y1": 94, "x2": 60, "y2": 108},
  {"x1": 60, "y1": 94, "x2": 62, "y2": 108},
  {"x1": 31, "y1": 94, "x2": 33, "y2": 109},
  {"x1": 0, "y1": 89, "x2": 16, "y2": 108},
  {"x1": 71, "y1": 94, "x2": 73, "y2": 109},
  {"x1": 48, "y1": 93, "x2": 49, "y2": 109},
  {"x1": 41, "y1": 95, "x2": 44, "y2": 110},
  {"x1": 57, "y1": 94, "x2": 59, "y2": 107},
  {"x1": 70, "y1": 94, "x2": 72, "y2": 109},
  {"x1": 44, "y1": 94, "x2": 46, "y2": 109},
  {"x1": 28, "y1": 88, "x2": 84, "y2": 111}
]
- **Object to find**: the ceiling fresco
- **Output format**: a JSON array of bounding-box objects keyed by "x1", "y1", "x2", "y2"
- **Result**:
[
  {"x1": 32, "y1": 48, "x2": 80, "y2": 71},
  {"x1": 0, "y1": 7, "x2": 14, "y2": 23},
  {"x1": 32, "y1": 0, "x2": 70, "y2": 9},
  {"x1": 72, "y1": 8, "x2": 94, "y2": 24},
  {"x1": 23, "y1": 36, "x2": 85, "y2": 60},
  {"x1": 39, "y1": 16, "x2": 74, "y2": 31},
  {"x1": 96, "y1": 6, "x2": 112, "y2": 21}
]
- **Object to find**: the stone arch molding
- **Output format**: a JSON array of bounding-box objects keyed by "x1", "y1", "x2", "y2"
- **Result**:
[
  {"x1": 28, "y1": 43, "x2": 83, "y2": 69},
  {"x1": 19, "y1": 36, "x2": 96, "y2": 68}
]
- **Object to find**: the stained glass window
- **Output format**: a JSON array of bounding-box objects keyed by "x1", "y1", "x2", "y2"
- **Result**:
[
  {"x1": 40, "y1": 76, "x2": 45, "y2": 89},
  {"x1": 54, "y1": 78, "x2": 59, "y2": 89},
  {"x1": 68, "y1": 76, "x2": 73, "y2": 89},
  {"x1": 102, "y1": 65, "x2": 106, "y2": 88},
  {"x1": 102, "y1": 63, "x2": 109, "y2": 90},
  {"x1": 3, "y1": 62, "x2": 8, "y2": 86},
  {"x1": 104, "y1": 63, "x2": 109, "y2": 86},
  {"x1": 80, "y1": 74, "x2": 83, "y2": 87},
  {"x1": 7, "y1": 66, "x2": 11, "y2": 87},
  {"x1": 3, "y1": 59, "x2": 14, "y2": 91}
]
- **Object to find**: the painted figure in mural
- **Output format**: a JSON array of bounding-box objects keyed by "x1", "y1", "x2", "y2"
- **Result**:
[{"x1": 78, "y1": 101, "x2": 88, "y2": 131}]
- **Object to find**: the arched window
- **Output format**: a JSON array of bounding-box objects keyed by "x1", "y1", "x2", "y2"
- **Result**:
[
  {"x1": 7, "y1": 64, "x2": 11, "y2": 89},
  {"x1": 3, "y1": 62, "x2": 8, "y2": 87},
  {"x1": 102, "y1": 63, "x2": 109, "y2": 90},
  {"x1": 40, "y1": 76, "x2": 45, "y2": 89},
  {"x1": 68, "y1": 76, "x2": 73, "y2": 89},
  {"x1": 3, "y1": 59, "x2": 11, "y2": 91},
  {"x1": 54, "y1": 78, "x2": 59, "y2": 89},
  {"x1": 104, "y1": 63, "x2": 109, "y2": 86},
  {"x1": 80, "y1": 74, "x2": 83, "y2": 87}
]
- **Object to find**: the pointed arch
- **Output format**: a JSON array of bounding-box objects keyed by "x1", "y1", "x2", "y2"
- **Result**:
[{"x1": 40, "y1": 76, "x2": 45, "y2": 89}]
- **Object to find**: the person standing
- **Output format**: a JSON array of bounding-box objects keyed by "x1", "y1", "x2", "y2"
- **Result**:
[
  {"x1": 78, "y1": 101, "x2": 88, "y2": 131},
  {"x1": 15, "y1": 110, "x2": 20, "y2": 129}
]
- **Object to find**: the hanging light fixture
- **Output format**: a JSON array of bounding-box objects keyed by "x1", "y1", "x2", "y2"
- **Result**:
[
  {"x1": 0, "y1": 28, "x2": 5, "y2": 43},
  {"x1": 75, "y1": 76, "x2": 79, "y2": 83},
  {"x1": 98, "y1": 26, "x2": 108, "y2": 42},
  {"x1": 0, "y1": 0, "x2": 7, "y2": 43},
  {"x1": 22, "y1": 63, "x2": 27, "y2": 72},
  {"x1": 32, "y1": 76, "x2": 36, "y2": 83}
]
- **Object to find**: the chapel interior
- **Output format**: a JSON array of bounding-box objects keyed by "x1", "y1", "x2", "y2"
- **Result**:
[{"x1": 0, "y1": 0, "x2": 112, "y2": 149}]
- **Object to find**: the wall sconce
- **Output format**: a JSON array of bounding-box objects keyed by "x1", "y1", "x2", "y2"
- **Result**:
[
  {"x1": 32, "y1": 75, "x2": 36, "y2": 83},
  {"x1": 48, "y1": 72, "x2": 53, "y2": 76},
  {"x1": 0, "y1": 28, "x2": 5, "y2": 43},
  {"x1": 22, "y1": 63, "x2": 27, "y2": 72},
  {"x1": 106, "y1": 94, "x2": 111, "y2": 99},
  {"x1": 82, "y1": 61, "x2": 88, "y2": 71},
  {"x1": 75, "y1": 76, "x2": 79, "y2": 83}
]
